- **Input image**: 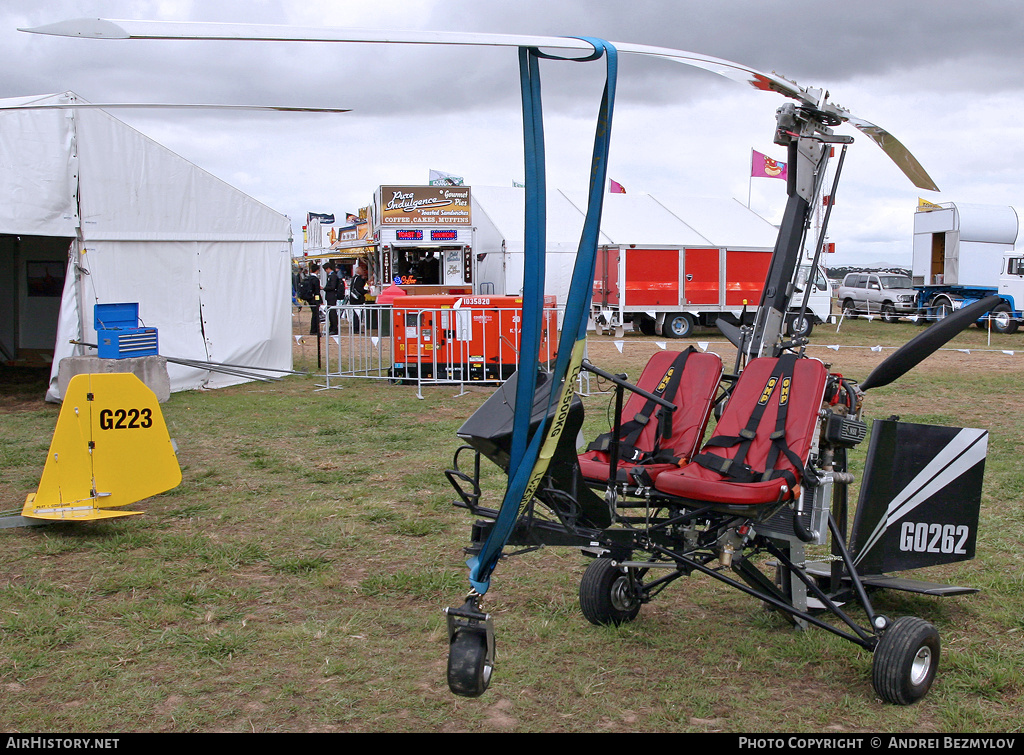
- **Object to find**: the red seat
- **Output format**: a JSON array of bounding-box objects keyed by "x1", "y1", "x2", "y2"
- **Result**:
[
  {"x1": 653, "y1": 356, "x2": 828, "y2": 508},
  {"x1": 579, "y1": 349, "x2": 723, "y2": 484}
]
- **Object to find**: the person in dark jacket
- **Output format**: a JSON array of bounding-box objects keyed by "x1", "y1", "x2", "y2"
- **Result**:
[
  {"x1": 307, "y1": 262, "x2": 322, "y2": 336},
  {"x1": 323, "y1": 261, "x2": 346, "y2": 335},
  {"x1": 349, "y1": 263, "x2": 368, "y2": 334}
]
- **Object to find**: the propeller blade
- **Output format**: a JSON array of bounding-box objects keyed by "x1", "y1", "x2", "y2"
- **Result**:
[
  {"x1": 716, "y1": 318, "x2": 746, "y2": 350},
  {"x1": 20, "y1": 18, "x2": 934, "y2": 190},
  {"x1": 859, "y1": 296, "x2": 1002, "y2": 391}
]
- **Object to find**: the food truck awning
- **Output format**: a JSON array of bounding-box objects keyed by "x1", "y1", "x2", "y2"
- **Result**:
[{"x1": 302, "y1": 240, "x2": 378, "y2": 260}]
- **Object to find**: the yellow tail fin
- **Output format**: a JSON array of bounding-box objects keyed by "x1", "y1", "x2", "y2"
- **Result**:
[{"x1": 23, "y1": 373, "x2": 181, "y2": 521}]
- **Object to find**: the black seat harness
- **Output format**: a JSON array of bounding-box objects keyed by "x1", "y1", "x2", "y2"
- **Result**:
[
  {"x1": 586, "y1": 347, "x2": 695, "y2": 465},
  {"x1": 691, "y1": 354, "x2": 809, "y2": 490}
]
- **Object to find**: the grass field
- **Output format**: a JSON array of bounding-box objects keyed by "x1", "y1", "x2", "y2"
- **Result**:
[{"x1": 1, "y1": 316, "x2": 1022, "y2": 733}]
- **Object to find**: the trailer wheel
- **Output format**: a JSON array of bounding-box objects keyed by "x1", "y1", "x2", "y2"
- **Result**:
[
  {"x1": 991, "y1": 303, "x2": 1018, "y2": 334},
  {"x1": 579, "y1": 558, "x2": 641, "y2": 626},
  {"x1": 447, "y1": 628, "x2": 493, "y2": 697},
  {"x1": 665, "y1": 312, "x2": 694, "y2": 338},
  {"x1": 871, "y1": 617, "x2": 940, "y2": 705}
]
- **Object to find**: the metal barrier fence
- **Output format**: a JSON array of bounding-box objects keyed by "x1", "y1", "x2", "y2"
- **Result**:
[{"x1": 318, "y1": 303, "x2": 574, "y2": 398}]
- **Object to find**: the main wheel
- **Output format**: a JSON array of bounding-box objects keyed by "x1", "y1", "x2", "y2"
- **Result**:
[
  {"x1": 871, "y1": 616, "x2": 940, "y2": 705},
  {"x1": 579, "y1": 558, "x2": 641, "y2": 626},
  {"x1": 842, "y1": 299, "x2": 858, "y2": 319},
  {"x1": 664, "y1": 312, "x2": 694, "y2": 338},
  {"x1": 991, "y1": 302, "x2": 1019, "y2": 334},
  {"x1": 447, "y1": 629, "x2": 492, "y2": 697},
  {"x1": 881, "y1": 303, "x2": 898, "y2": 323}
]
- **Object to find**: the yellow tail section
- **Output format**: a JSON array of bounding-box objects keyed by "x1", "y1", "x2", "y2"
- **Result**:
[{"x1": 23, "y1": 373, "x2": 182, "y2": 522}]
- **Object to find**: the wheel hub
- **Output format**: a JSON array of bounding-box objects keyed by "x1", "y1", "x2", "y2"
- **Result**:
[
  {"x1": 610, "y1": 575, "x2": 638, "y2": 612},
  {"x1": 910, "y1": 646, "x2": 932, "y2": 686}
]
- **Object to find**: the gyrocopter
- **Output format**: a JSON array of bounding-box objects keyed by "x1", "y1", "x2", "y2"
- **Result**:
[{"x1": 22, "y1": 18, "x2": 995, "y2": 705}]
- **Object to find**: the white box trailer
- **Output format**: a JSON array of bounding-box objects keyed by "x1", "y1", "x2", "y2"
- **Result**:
[
  {"x1": 913, "y1": 202, "x2": 1024, "y2": 332},
  {"x1": 592, "y1": 244, "x2": 832, "y2": 338}
]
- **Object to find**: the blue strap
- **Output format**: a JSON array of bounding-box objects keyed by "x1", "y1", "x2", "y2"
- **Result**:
[{"x1": 467, "y1": 38, "x2": 618, "y2": 594}]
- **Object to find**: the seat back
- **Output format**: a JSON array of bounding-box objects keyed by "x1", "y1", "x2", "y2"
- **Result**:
[
  {"x1": 579, "y1": 348, "x2": 723, "y2": 481},
  {"x1": 692, "y1": 355, "x2": 828, "y2": 487}
]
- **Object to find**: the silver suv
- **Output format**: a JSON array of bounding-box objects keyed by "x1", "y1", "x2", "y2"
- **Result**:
[{"x1": 837, "y1": 272, "x2": 918, "y2": 322}]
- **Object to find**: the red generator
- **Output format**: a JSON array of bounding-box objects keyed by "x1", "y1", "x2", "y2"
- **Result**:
[{"x1": 390, "y1": 294, "x2": 558, "y2": 381}]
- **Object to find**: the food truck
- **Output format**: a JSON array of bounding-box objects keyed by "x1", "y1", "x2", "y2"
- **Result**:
[{"x1": 372, "y1": 185, "x2": 476, "y2": 296}]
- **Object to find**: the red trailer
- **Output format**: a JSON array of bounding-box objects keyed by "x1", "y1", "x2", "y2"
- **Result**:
[{"x1": 593, "y1": 245, "x2": 832, "y2": 338}]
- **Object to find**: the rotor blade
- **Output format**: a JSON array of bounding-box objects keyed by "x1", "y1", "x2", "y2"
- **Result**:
[
  {"x1": 845, "y1": 113, "x2": 938, "y2": 191},
  {"x1": 0, "y1": 102, "x2": 350, "y2": 113},
  {"x1": 859, "y1": 296, "x2": 1001, "y2": 391},
  {"x1": 21, "y1": 18, "x2": 934, "y2": 190},
  {"x1": 17, "y1": 19, "x2": 819, "y2": 106}
]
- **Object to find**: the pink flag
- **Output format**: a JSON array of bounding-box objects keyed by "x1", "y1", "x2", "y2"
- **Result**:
[
  {"x1": 751, "y1": 149, "x2": 787, "y2": 180},
  {"x1": 609, "y1": 179, "x2": 626, "y2": 194}
]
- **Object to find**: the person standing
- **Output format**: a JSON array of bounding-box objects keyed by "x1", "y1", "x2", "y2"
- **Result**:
[
  {"x1": 306, "y1": 262, "x2": 322, "y2": 336},
  {"x1": 349, "y1": 263, "x2": 368, "y2": 334},
  {"x1": 323, "y1": 261, "x2": 346, "y2": 335}
]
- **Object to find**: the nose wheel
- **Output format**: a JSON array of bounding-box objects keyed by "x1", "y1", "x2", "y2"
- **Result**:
[{"x1": 445, "y1": 595, "x2": 495, "y2": 697}]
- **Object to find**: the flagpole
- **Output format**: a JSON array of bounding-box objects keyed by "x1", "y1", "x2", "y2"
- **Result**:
[{"x1": 747, "y1": 149, "x2": 753, "y2": 208}]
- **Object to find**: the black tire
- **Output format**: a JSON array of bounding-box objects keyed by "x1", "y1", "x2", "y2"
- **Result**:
[
  {"x1": 990, "y1": 303, "x2": 1019, "y2": 334},
  {"x1": 635, "y1": 316, "x2": 657, "y2": 336},
  {"x1": 786, "y1": 312, "x2": 814, "y2": 337},
  {"x1": 447, "y1": 629, "x2": 492, "y2": 697},
  {"x1": 579, "y1": 558, "x2": 641, "y2": 626},
  {"x1": 881, "y1": 303, "x2": 898, "y2": 323},
  {"x1": 871, "y1": 617, "x2": 940, "y2": 705},
  {"x1": 842, "y1": 299, "x2": 858, "y2": 319},
  {"x1": 664, "y1": 312, "x2": 694, "y2": 339}
]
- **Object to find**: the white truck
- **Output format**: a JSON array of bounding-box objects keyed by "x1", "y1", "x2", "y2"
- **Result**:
[
  {"x1": 913, "y1": 202, "x2": 1024, "y2": 333},
  {"x1": 591, "y1": 244, "x2": 833, "y2": 338}
]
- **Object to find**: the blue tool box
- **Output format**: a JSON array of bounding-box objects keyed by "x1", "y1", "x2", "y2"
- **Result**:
[{"x1": 94, "y1": 303, "x2": 159, "y2": 359}]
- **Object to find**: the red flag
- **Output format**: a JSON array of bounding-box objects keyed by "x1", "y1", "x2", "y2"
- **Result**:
[
  {"x1": 609, "y1": 179, "x2": 626, "y2": 194},
  {"x1": 751, "y1": 149, "x2": 787, "y2": 180}
]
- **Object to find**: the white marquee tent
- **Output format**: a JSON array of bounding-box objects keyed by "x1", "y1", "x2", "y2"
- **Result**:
[
  {"x1": 0, "y1": 92, "x2": 294, "y2": 401},
  {"x1": 470, "y1": 185, "x2": 780, "y2": 303}
]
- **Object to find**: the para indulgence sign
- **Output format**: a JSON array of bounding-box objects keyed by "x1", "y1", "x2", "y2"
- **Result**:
[{"x1": 379, "y1": 186, "x2": 472, "y2": 226}]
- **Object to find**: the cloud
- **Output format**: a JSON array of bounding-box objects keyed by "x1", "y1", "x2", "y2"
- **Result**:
[{"x1": 3, "y1": 0, "x2": 1023, "y2": 262}]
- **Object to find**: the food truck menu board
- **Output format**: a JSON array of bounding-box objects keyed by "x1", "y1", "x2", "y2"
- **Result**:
[{"x1": 378, "y1": 186, "x2": 472, "y2": 226}]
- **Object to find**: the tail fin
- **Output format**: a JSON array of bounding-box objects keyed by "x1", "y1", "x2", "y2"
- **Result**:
[
  {"x1": 23, "y1": 373, "x2": 181, "y2": 521},
  {"x1": 850, "y1": 419, "x2": 986, "y2": 573}
]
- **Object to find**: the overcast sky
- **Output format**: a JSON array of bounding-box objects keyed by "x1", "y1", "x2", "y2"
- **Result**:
[{"x1": 3, "y1": 0, "x2": 1024, "y2": 267}]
